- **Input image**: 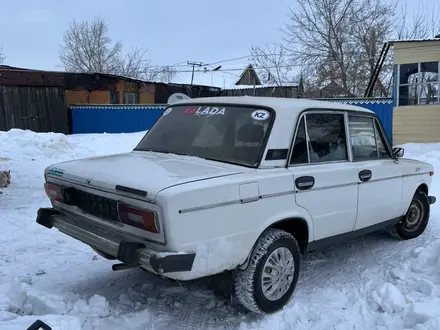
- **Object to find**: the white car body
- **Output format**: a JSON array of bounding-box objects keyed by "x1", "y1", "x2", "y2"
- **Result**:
[{"x1": 37, "y1": 96, "x2": 435, "y2": 313}]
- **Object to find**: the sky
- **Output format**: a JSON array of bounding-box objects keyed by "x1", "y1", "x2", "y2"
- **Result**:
[{"x1": 0, "y1": 0, "x2": 438, "y2": 88}]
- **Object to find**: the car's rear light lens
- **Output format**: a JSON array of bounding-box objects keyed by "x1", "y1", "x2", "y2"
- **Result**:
[
  {"x1": 44, "y1": 183, "x2": 64, "y2": 202},
  {"x1": 118, "y1": 204, "x2": 159, "y2": 233}
]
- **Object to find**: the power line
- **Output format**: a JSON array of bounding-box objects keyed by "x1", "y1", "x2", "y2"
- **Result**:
[
  {"x1": 187, "y1": 61, "x2": 203, "y2": 85},
  {"x1": 141, "y1": 42, "x2": 437, "y2": 71}
]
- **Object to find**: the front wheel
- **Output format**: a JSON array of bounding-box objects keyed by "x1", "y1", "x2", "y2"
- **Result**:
[
  {"x1": 392, "y1": 190, "x2": 430, "y2": 240},
  {"x1": 232, "y1": 228, "x2": 301, "y2": 314}
]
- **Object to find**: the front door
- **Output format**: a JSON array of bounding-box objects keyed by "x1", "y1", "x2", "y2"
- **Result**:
[
  {"x1": 288, "y1": 112, "x2": 359, "y2": 241},
  {"x1": 346, "y1": 114, "x2": 403, "y2": 230}
]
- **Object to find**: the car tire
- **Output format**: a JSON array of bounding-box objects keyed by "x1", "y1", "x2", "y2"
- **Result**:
[
  {"x1": 232, "y1": 228, "x2": 301, "y2": 314},
  {"x1": 392, "y1": 189, "x2": 430, "y2": 240}
]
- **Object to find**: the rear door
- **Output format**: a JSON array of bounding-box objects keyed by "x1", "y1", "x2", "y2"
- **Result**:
[
  {"x1": 347, "y1": 114, "x2": 403, "y2": 230},
  {"x1": 288, "y1": 111, "x2": 359, "y2": 241}
]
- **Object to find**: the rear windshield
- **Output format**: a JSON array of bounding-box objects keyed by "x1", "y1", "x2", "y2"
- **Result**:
[{"x1": 134, "y1": 104, "x2": 274, "y2": 167}]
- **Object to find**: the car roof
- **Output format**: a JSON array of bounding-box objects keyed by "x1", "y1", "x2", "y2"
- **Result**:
[
  {"x1": 171, "y1": 96, "x2": 375, "y2": 115},
  {"x1": 171, "y1": 96, "x2": 376, "y2": 168}
]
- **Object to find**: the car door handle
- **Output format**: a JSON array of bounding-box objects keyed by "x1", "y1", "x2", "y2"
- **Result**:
[
  {"x1": 359, "y1": 169, "x2": 372, "y2": 182},
  {"x1": 295, "y1": 176, "x2": 315, "y2": 190}
]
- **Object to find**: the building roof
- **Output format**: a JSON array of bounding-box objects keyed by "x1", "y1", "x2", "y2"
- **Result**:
[
  {"x1": 235, "y1": 64, "x2": 262, "y2": 86},
  {"x1": 170, "y1": 70, "x2": 239, "y2": 89},
  {"x1": 388, "y1": 38, "x2": 440, "y2": 45},
  {"x1": 223, "y1": 82, "x2": 299, "y2": 91},
  {"x1": 0, "y1": 66, "x2": 224, "y2": 91}
]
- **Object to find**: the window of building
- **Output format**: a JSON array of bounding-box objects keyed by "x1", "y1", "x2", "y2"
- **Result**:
[
  {"x1": 110, "y1": 92, "x2": 119, "y2": 104},
  {"x1": 124, "y1": 92, "x2": 139, "y2": 104},
  {"x1": 348, "y1": 115, "x2": 391, "y2": 161},
  {"x1": 398, "y1": 61, "x2": 440, "y2": 106}
]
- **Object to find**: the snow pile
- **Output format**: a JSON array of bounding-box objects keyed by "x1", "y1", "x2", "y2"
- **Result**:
[
  {"x1": 0, "y1": 129, "x2": 145, "y2": 162},
  {"x1": 0, "y1": 129, "x2": 440, "y2": 329}
]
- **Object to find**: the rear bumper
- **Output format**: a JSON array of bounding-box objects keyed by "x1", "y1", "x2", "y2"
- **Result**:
[
  {"x1": 36, "y1": 208, "x2": 196, "y2": 275},
  {"x1": 428, "y1": 196, "x2": 436, "y2": 205}
]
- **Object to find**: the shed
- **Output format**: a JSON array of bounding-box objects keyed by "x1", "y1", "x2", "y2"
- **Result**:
[{"x1": 390, "y1": 38, "x2": 440, "y2": 145}]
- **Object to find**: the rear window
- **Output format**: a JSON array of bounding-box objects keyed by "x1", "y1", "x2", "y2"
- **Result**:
[{"x1": 134, "y1": 105, "x2": 274, "y2": 167}]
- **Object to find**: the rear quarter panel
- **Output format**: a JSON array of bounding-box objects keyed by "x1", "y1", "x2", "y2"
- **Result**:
[
  {"x1": 156, "y1": 168, "x2": 313, "y2": 277},
  {"x1": 399, "y1": 158, "x2": 434, "y2": 215}
]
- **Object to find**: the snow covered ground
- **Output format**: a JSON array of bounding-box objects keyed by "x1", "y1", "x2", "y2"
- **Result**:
[{"x1": 1, "y1": 129, "x2": 440, "y2": 330}]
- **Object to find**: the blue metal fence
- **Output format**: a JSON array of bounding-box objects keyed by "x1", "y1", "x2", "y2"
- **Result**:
[
  {"x1": 320, "y1": 98, "x2": 394, "y2": 144},
  {"x1": 71, "y1": 105, "x2": 166, "y2": 134},
  {"x1": 71, "y1": 98, "x2": 394, "y2": 144}
]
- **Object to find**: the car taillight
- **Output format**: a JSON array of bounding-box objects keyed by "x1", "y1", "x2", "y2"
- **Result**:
[
  {"x1": 118, "y1": 203, "x2": 159, "y2": 233},
  {"x1": 44, "y1": 183, "x2": 64, "y2": 202}
]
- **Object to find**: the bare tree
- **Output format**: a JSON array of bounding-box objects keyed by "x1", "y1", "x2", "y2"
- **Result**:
[
  {"x1": 60, "y1": 17, "x2": 123, "y2": 73},
  {"x1": 395, "y1": 0, "x2": 440, "y2": 40},
  {"x1": 146, "y1": 66, "x2": 177, "y2": 83},
  {"x1": 349, "y1": 0, "x2": 397, "y2": 96},
  {"x1": 59, "y1": 17, "x2": 175, "y2": 83},
  {"x1": 281, "y1": 0, "x2": 401, "y2": 97},
  {"x1": 0, "y1": 45, "x2": 5, "y2": 64},
  {"x1": 250, "y1": 44, "x2": 292, "y2": 85},
  {"x1": 283, "y1": 0, "x2": 361, "y2": 93},
  {"x1": 117, "y1": 47, "x2": 151, "y2": 78}
]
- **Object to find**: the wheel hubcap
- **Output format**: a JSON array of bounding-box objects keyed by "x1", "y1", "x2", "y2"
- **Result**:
[
  {"x1": 404, "y1": 200, "x2": 424, "y2": 231},
  {"x1": 261, "y1": 247, "x2": 295, "y2": 301}
]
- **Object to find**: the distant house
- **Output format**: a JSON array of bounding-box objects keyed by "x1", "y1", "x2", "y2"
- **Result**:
[
  {"x1": 235, "y1": 64, "x2": 262, "y2": 86},
  {"x1": 221, "y1": 64, "x2": 300, "y2": 98},
  {"x1": 0, "y1": 66, "x2": 221, "y2": 133},
  {"x1": 389, "y1": 38, "x2": 440, "y2": 144}
]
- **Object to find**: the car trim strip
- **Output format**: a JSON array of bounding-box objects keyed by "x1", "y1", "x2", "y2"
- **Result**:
[
  {"x1": 295, "y1": 181, "x2": 358, "y2": 193},
  {"x1": 178, "y1": 190, "x2": 295, "y2": 214}
]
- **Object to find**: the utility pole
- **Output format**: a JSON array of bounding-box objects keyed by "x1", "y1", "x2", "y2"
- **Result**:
[{"x1": 187, "y1": 61, "x2": 203, "y2": 86}]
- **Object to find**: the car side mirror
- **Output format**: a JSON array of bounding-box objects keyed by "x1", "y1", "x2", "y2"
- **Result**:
[{"x1": 392, "y1": 147, "x2": 404, "y2": 158}]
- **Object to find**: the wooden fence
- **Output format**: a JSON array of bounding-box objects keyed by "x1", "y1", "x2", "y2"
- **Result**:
[{"x1": 0, "y1": 86, "x2": 69, "y2": 133}]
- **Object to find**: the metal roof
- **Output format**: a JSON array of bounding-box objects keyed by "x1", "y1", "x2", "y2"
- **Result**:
[{"x1": 388, "y1": 38, "x2": 440, "y2": 45}]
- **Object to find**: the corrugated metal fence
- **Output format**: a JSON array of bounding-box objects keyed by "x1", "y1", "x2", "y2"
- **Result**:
[
  {"x1": 71, "y1": 104, "x2": 166, "y2": 134},
  {"x1": 71, "y1": 98, "x2": 393, "y2": 143}
]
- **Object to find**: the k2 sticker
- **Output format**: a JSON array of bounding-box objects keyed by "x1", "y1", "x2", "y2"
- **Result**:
[
  {"x1": 163, "y1": 108, "x2": 172, "y2": 116},
  {"x1": 251, "y1": 110, "x2": 270, "y2": 121}
]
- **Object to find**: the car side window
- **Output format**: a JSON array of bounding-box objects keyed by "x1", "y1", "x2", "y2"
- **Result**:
[
  {"x1": 305, "y1": 113, "x2": 348, "y2": 163},
  {"x1": 374, "y1": 120, "x2": 391, "y2": 158},
  {"x1": 290, "y1": 117, "x2": 308, "y2": 164},
  {"x1": 348, "y1": 115, "x2": 390, "y2": 161}
]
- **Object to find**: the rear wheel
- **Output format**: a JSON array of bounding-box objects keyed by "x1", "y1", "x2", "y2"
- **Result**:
[
  {"x1": 232, "y1": 228, "x2": 301, "y2": 314},
  {"x1": 391, "y1": 190, "x2": 430, "y2": 240}
]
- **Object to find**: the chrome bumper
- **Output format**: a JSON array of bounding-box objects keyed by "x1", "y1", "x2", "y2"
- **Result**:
[{"x1": 36, "y1": 208, "x2": 195, "y2": 275}]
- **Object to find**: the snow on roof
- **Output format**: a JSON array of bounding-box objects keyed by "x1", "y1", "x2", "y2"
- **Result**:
[
  {"x1": 223, "y1": 82, "x2": 299, "y2": 90},
  {"x1": 171, "y1": 70, "x2": 241, "y2": 89},
  {"x1": 388, "y1": 38, "x2": 440, "y2": 44}
]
